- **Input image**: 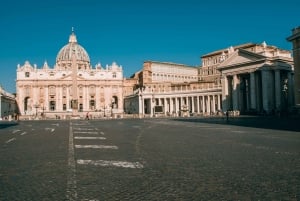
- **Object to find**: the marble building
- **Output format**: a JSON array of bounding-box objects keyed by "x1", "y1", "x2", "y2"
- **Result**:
[
  {"x1": 0, "y1": 85, "x2": 18, "y2": 120},
  {"x1": 124, "y1": 42, "x2": 294, "y2": 117},
  {"x1": 16, "y1": 30, "x2": 294, "y2": 118},
  {"x1": 16, "y1": 31, "x2": 124, "y2": 118},
  {"x1": 287, "y1": 26, "x2": 300, "y2": 109}
]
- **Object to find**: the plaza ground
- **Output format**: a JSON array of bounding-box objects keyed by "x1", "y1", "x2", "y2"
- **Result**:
[{"x1": 0, "y1": 116, "x2": 299, "y2": 200}]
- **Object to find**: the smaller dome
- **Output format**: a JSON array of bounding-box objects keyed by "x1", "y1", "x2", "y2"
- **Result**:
[{"x1": 56, "y1": 32, "x2": 90, "y2": 64}]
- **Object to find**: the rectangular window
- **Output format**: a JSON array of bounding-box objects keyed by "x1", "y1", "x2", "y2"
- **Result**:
[
  {"x1": 49, "y1": 101, "x2": 56, "y2": 111},
  {"x1": 63, "y1": 104, "x2": 66, "y2": 111},
  {"x1": 90, "y1": 100, "x2": 95, "y2": 110},
  {"x1": 25, "y1": 72, "x2": 30, "y2": 77}
]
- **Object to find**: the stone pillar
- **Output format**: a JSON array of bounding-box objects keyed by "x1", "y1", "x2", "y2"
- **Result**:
[
  {"x1": 202, "y1": 96, "x2": 205, "y2": 113},
  {"x1": 287, "y1": 27, "x2": 300, "y2": 106},
  {"x1": 45, "y1": 87, "x2": 49, "y2": 111},
  {"x1": 232, "y1": 74, "x2": 239, "y2": 110},
  {"x1": 274, "y1": 70, "x2": 281, "y2": 110},
  {"x1": 170, "y1": 97, "x2": 174, "y2": 114},
  {"x1": 250, "y1": 72, "x2": 256, "y2": 110},
  {"x1": 139, "y1": 94, "x2": 143, "y2": 117},
  {"x1": 212, "y1": 95, "x2": 215, "y2": 114},
  {"x1": 207, "y1": 95, "x2": 211, "y2": 114},
  {"x1": 196, "y1": 96, "x2": 200, "y2": 113},
  {"x1": 218, "y1": 94, "x2": 221, "y2": 111},
  {"x1": 287, "y1": 72, "x2": 294, "y2": 107},
  {"x1": 261, "y1": 70, "x2": 270, "y2": 113},
  {"x1": 164, "y1": 98, "x2": 168, "y2": 115},
  {"x1": 221, "y1": 75, "x2": 229, "y2": 112},
  {"x1": 150, "y1": 95, "x2": 154, "y2": 117},
  {"x1": 191, "y1": 96, "x2": 195, "y2": 113},
  {"x1": 66, "y1": 85, "x2": 70, "y2": 110}
]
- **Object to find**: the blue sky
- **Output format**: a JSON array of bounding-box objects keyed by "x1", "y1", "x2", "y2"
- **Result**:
[{"x1": 0, "y1": 0, "x2": 299, "y2": 93}]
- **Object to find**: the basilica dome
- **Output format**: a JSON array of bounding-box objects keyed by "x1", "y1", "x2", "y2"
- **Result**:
[{"x1": 56, "y1": 31, "x2": 90, "y2": 64}]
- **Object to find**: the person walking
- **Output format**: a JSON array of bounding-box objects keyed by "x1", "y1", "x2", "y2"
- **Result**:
[{"x1": 86, "y1": 112, "x2": 89, "y2": 120}]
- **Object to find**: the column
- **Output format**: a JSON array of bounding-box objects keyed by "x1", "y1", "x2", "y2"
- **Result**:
[
  {"x1": 196, "y1": 96, "x2": 200, "y2": 113},
  {"x1": 139, "y1": 94, "x2": 143, "y2": 117},
  {"x1": 221, "y1": 75, "x2": 229, "y2": 112},
  {"x1": 191, "y1": 96, "x2": 195, "y2": 113},
  {"x1": 274, "y1": 70, "x2": 281, "y2": 110},
  {"x1": 174, "y1": 97, "x2": 177, "y2": 115},
  {"x1": 232, "y1": 74, "x2": 239, "y2": 110},
  {"x1": 66, "y1": 85, "x2": 70, "y2": 110},
  {"x1": 170, "y1": 97, "x2": 174, "y2": 115},
  {"x1": 250, "y1": 72, "x2": 256, "y2": 110},
  {"x1": 164, "y1": 98, "x2": 168, "y2": 115},
  {"x1": 287, "y1": 72, "x2": 293, "y2": 107},
  {"x1": 85, "y1": 85, "x2": 89, "y2": 111},
  {"x1": 202, "y1": 96, "x2": 205, "y2": 113},
  {"x1": 45, "y1": 87, "x2": 49, "y2": 111},
  {"x1": 207, "y1": 95, "x2": 211, "y2": 114},
  {"x1": 261, "y1": 70, "x2": 270, "y2": 113},
  {"x1": 217, "y1": 94, "x2": 221, "y2": 111},
  {"x1": 212, "y1": 95, "x2": 215, "y2": 114}
]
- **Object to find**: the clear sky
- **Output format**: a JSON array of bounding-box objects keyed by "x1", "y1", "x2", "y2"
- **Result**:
[{"x1": 0, "y1": 0, "x2": 299, "y2": 93}]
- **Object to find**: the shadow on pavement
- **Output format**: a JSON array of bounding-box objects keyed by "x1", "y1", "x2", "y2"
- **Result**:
[
  {"x1": 172, "y1": 116, "x2": 300, "y2": 132},
  {"x1": 0, "y1": 121, "x2": 19, "y2": 129}
]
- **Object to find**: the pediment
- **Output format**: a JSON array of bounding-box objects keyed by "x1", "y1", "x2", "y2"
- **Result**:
[{"x1": 217, "y1": 49, "x2": 266, "y2": 70}]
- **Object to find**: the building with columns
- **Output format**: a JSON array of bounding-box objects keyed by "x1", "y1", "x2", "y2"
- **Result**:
[
  {"x1": 287, "y1": 26, "x2": 300, "y2": 109},
  {"x1": 16, "y1": 31, "x2": 124, "y2": 119},
  {"x1": 124, "y1": 61, "x2": 223, "y2": 117},
  {"x1": 124, "y1": 42, "x2": 294, "y2": 116},
  {"x1": 0, "y1": 86, "x2": 18, "y2": 120},
  {"x1": 15, "y1": 30, "x2": 294, "y2": 118}
]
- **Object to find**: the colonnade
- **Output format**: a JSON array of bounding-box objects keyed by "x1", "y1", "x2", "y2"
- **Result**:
[
  {"x1": 221, "y1": 69, "x2": 293, "y2": 114},
  {"x1": 139, "y1": 92, "x2": 222, "y2": 117}
]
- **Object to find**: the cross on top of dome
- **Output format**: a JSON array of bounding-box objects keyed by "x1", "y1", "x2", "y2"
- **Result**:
[{"x1": 69, "y1": 27, "x2": 77, "y2": 43}]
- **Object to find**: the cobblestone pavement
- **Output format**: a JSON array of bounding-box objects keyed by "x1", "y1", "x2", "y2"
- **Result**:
[{"x1": 0, "y1": 117, "x2": 299, "y2": 201}]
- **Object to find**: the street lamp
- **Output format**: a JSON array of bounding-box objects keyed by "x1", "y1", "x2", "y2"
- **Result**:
[{"x1": 103, "y1": 106, "x2": 106, "y2": 117}]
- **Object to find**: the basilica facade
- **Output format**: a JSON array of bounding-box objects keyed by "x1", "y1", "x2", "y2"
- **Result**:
[
  {"x1": 16, "y1": 31, "x2": 294, "y2": 119},
  {"x1": 16, "y1": 31, "x2": 124, "y2": 119}
]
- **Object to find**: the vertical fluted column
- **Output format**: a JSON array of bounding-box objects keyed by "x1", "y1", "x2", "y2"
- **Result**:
[
  {"x1": 232, "y1": 74, "x2": 239, "y2": 110},
  {"x1": 261, "y1": 70, "x2": 270, "y2": 113},
  {"x1": 274, "y1": 70, "x2": 281, "y2": 110},
  {"x1": 221, "y1": 75, "x2": 229, "y2": 112},
  {"x1": 250, "y1": 72, "x2": 256, "y2": 110}
]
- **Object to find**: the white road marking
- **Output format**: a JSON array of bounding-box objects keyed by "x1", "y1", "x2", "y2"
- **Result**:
[
  {"x1": 52, "y1": 123, "x2": 59, "y2": 127},
  {"x1": 77, "y1": 159, "x2": 144, "y2": 169},
  {"x1": 75, "y1": 145, "x2": 118, "y2": 149},
  {"x1": 6, "y1": 138, "x2": 16, "y2": 144},
  {"x1": 74, "y1": 137, "x2": 106, "y2": 140},
  {"x1": 66, "y1": 122, "x2": 77, "y2": 200},
  {"x1": 232, "y1": 130, "x2": 245, "y2": 133},
  {"x1": 45, "y1": 128, "x2": 55, "y2": 132},
  {"x1": 73, "y1": 128, "x2": 94, "y2": 131},
  {"x1": 12, "y1": 130, "x2": 21, "y2": 134},
  {"x1": 20, "y1": 132, "x2": 27, "y2": 136},
  {"x1": 100, "y1": 131, "x2": 104, "y2": 135},
  {"x1": 73, "y1": 131, "x2": 99, "y2": 134}
]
